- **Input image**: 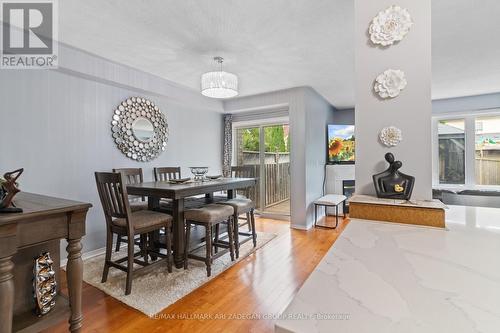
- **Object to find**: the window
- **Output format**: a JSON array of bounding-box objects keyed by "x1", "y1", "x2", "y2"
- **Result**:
[
  {"x1": 434, "y1": 112, "x2": 500, "y2": 189},
  {"x1": 475, "y1": 116, "x2": 500, "y2": 185},
  {"x1": 438, "y1": 119, "x2": 465, "y2": 184}
]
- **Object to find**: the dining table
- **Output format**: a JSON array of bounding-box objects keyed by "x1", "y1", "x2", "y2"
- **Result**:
[{"x1": 126, "y1": 177, "x2": 256, "y2": 268}]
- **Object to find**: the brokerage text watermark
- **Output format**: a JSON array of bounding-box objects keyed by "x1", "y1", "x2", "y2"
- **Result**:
[{"x1": 150, "y1": 312, "x2": 351, "y2": 321}]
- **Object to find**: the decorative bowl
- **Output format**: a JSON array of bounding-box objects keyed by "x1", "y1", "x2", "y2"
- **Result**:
[{"x1": 190, "y1": 167, "x2": 209, "y2": 181}]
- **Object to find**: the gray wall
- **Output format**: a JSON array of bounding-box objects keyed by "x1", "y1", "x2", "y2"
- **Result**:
[
  {"x1": 332, "y1": 108, "x2": 355, "y2": 125},
  {"x1": 354, "y1": 0, "x2": 432, "y2": 200},
  {"x1": 433, "y1": 92, "x2": 500, "y2": 114},
  {"x1": 0, "y1": 43, "x2": 224, "y2": 253},
  {"x1": 304, "y1": 88, "x2": 335, "y2": 227},
  {"x1": 224, "y1": 87, "x2": 305, "y2": 228},
  {"x1": 224, "y1": 87, "x2": 335, "y2": 229},
  {"x1": 334, "y1": 92, "x2": 500, "y2": 120}
]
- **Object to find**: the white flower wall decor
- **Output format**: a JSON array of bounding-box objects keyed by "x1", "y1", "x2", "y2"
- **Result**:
[
  {"x1": 374, "y1": 69, "x2": 407, "y2": 99},
  {"x1": 379, "y1": 126, "x2": 403, "y2": 147},
  {"x1": 369, "y1": 5, "x2": 413, "y2": 46}
]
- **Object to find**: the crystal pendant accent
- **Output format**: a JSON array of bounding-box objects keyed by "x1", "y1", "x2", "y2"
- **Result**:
[{"x1": 201, "y1": 57, "x2": 238, "y2": 99}]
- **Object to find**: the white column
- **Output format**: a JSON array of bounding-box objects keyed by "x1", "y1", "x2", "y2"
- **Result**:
[{"x1": 354, "y1": 0, "x2": 432, "y2": 200}]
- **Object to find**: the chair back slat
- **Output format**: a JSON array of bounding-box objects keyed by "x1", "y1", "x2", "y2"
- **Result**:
[
  {"x1": 113, "y1": 168, "x2": 145, "y2": 201},
  {"x1": 113, "y1": 168, "x2": 143, "y2": 184},
  {"x1": 154, "y1": 167, "x2": 181, "y2": 181},
  {"x1": 231, "y1": 165, "x2": 255, "y2": 178},
  {"x1": 231, "y1": 166, "x2": 256, "y2": 198},
  {"x1": 109, "y1": 182, "x2": 125, "y2": 214},
  {"x1": 95, "y1": 172, "x2": 130, "y2": 219}
]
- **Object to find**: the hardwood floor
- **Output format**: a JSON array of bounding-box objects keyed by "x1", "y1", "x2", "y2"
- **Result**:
[{"x1": 44, "y1": 216, "x2": 348, "y2": 333}]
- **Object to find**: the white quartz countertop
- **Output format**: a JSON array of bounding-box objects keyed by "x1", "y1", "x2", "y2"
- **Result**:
[{"x1": 275, "y1": 205, "x2": 500, "y2": 333}]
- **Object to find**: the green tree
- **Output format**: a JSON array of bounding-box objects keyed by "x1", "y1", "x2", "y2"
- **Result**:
[
  {"x1": 241, "y1": 126, "x2": 290, "y2": 153},
  {"x1": 265, "y1": 126, "x2": 287, "y2": 152},
  {"x1": 242, "y1": 128, "x2": 260, "y2": 151}
]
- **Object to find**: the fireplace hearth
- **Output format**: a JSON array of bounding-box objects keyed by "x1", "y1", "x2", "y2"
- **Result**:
[{"x1": 342, "y1": 180, "x2": 355, "y2": 213}]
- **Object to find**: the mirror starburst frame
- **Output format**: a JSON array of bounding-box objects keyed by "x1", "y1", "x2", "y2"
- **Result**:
[{"x1": 111, "y1": 97, "x2": 169, "y2": 162}]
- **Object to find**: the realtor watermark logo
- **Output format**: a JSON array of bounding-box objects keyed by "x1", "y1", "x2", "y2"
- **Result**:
[{"x1": 1, "y1": 0, "x2": 58, "y2": 69}]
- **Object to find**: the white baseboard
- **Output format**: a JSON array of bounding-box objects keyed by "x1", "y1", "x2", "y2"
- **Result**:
[
  {"x1": 60, "y1": 245, "x2": 107, "y2": 269},
  {"x1": 290, "y1": 223, "x2": 312, "y2": 230}
]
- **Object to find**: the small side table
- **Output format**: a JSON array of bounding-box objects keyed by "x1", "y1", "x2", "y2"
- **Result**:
[{"x1": 313, "y1": 194, "x2": 347, "y2": 229}]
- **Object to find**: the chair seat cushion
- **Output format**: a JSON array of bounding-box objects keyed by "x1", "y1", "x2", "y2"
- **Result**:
[
  {"x1": 113, "y1": 210, "x2": 172, "y2": 231},
  {"x1": 218, "y1": 198, "x2": 255, "y2": 214},
  {"x1": 185, "y1": 204, "x2": 234, "y2": 223},
  {"x1": 130, "y1": 201, "x2": 149, "y2": 212}
]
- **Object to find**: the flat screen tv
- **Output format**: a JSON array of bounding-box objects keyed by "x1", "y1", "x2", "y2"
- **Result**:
[{"x1": 327, "y1": 124, "x2": 355, "y2": 164}]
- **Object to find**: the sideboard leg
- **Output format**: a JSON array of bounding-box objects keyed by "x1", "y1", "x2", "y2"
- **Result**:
[
  {"x1": 0, "y1": 255, "x2": 14, "y2": 333},
  {"x1": 0, "y1": 223, "x2": 16, "y2": 333},
  {"x1": 66, "y1": 238, "x2": 83, "y2": 333}
]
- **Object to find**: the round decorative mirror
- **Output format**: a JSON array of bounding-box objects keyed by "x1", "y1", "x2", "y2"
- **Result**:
[
  {"x1": 132, "y1": 117, "x2": 154, "y2": 142},
  {"x1": 110, "y1": 97, "x2": 169, "y2": 162}
]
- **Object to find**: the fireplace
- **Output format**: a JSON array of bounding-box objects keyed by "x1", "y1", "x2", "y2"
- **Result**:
[
  {"x1": 325, "y1": 165, "x2": 355, "y2": 215},
  {"x1": 342, "y1": 180, "x2": 355, "y2": 213}
]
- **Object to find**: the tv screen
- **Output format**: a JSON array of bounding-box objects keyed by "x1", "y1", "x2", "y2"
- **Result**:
[{"x1": 328, "y1": 125, "x2": 355, "y2": 164}]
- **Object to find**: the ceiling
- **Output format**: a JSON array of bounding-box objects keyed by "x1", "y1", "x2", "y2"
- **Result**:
[
  {"x1": 59, "y1": 0, "x2": 500, "y2": 109},
  {"x1": 432, "y1": 0, "x2": 500, "y2": 100}
]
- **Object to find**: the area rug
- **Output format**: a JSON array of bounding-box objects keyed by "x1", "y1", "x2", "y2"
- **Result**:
[{"x1": 78, "y1": 231, "x2": 276, "y2": 316}]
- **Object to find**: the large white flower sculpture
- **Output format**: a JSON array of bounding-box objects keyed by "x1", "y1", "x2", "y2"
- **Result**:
[
  {"x1": 374, "y1": 69, "x2": 407, "y2": 99},
  {"x1": 369, "y1": 5, "x2": 413, "y2": 46},
  {"x1": 379, "y1": 126, "x2": 403, "y2": 147}
]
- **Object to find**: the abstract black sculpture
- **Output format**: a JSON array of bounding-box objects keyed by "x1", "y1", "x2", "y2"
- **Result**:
[{"x1": 373, "y1": 153, "x2": 414, "y2": 200}]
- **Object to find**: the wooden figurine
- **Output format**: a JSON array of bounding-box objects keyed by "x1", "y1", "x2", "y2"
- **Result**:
[{"x1": 0, "y1": 168, "x2": 24, "y2": 213}]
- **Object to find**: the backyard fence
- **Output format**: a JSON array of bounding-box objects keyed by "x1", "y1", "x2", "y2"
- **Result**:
[
  {"x1": 239, "y1": 151, "x2": 290, "y2": 209},
  {"x1": 476, "y1": 157, "x2": 500, "y2": 185}
]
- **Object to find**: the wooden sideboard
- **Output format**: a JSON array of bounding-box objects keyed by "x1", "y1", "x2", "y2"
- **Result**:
[{"x1": 0, "y1": 192, "x2": 92, "y2": 333}]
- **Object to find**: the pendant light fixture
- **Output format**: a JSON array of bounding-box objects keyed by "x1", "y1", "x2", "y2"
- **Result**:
[{"x1": 201, "y1": 56, "x2": 238, "y2": 99}]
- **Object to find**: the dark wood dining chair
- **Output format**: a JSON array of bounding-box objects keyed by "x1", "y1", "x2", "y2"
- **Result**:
[
  {"x1": 231, "y1": 165, "x2": 256, "y2": 199},
  {"x1": 217, "y1": 165, "x2": 258, "y2": 258},
  {"x1": 213, "y1": 165, "x2": 257, "y2": 203},
  {"x1": 113, "y1": 168, "x2": 148, "y2": 252},
  {"x1": 95, "y1": 172, "x2": 173, "y2": 295},
  {"x1": 154, "y1": 167, "x2": 181, "y2": 181},
  {"x1": 153, "y1": 167, "x2": 182, "y2": 212},
  {"x1": 184, "y1": 204, "x2": 235, "y2": 277},
  {"x1": 231, "y1": 165, "x2": 255, "y2": 177}
]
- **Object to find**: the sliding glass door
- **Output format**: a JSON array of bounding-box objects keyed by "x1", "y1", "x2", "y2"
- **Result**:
[
  {"x1": 261, "y1": 124, "x2": 290, "y2": 215},
  {"x1": 234, "y1": 123, "x2": 290, "y2": 216},
  {"x1": 234, "y1": 126, "x2": 262, "y2": 211}
]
